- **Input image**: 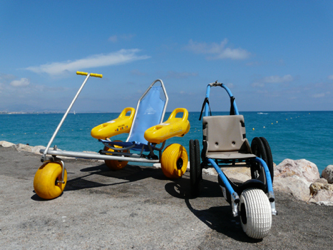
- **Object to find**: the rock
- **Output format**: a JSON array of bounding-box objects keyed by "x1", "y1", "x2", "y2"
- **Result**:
[
  {"x1": 314, "y1": 201, "x2": 333, "y2": 206},
  {"x1": 323, "y1": 184, "x2": 333, "y2": 192},
  {"x1": 15, "y1": 143, "x2": 33, "y2": 152},
  {"x1": 322, "y1": 165, "x2": 333, "y2": 184},
  {"x1": 310, "y1": 182, "x2": 324, "y2": 195},
  {"x1": 273, "y1": 176, "x2": 310, "y2": 202},
  {"x1": 222, "y1": 167, "x2": 251, "y2": 182},
  {"x1": 309, "y1": 178, "x2": 333, "y2": 205},
  {"x1": 31, "y1": 145, "x2": 46, "y2": 155},
  {"x1": 274, "y1": 159, "x2": 320, "y2": 183},
  {"x1": 152, "y1": 163, "x2": 161, "y2": 169},
  {"x1": 222, "y1": 167, "x2": 251, "y2": 177},
  {"x1": 313, "y1": 178, "x2": 328, "y2": 185},
  {"x1": 202, "y1": 168, "x2": 217, "y2": 176},
  {"x1": 83, "y1": 151, "x2": 99, "y2": 154},
  {"x1": 309, "y1": 189, "x2": 333, "y2": 204},
  {"x1": 0, "y1": 141, "x2": 15, "y2": 148}
]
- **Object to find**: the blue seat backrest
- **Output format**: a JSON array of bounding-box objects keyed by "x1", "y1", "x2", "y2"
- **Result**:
[{"x1": 127, "y1": 85, "x2": 165, "y2": 144}]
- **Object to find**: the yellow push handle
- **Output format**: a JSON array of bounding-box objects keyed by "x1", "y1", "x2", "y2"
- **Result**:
[{"x1": 76, "y1": 71, "x2": 103, "y2": 78}]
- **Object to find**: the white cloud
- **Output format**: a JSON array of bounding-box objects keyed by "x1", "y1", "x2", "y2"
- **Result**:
[
  {"x1": 252, "y1": 82, "x2": 265, "y2": 88},
  {"x1": 226, "y1": 83, "x2": 234, "y2": 89},
  {"x1": 313, "y1": 93, "x2": 325, "y2": 98},
  {"x1": 108, "y1": 35, "x2": 118, "y2": 43},
  {"x1": 108, "y1": 34, "x2": 135, "y2": 43},
  {"x1": 10, "y1": 78, "x2": 30, "y2": 87},
  {"x1": 252, "y1": 74, "x2": 294, "y2": 87},
  {"x1": 262, "y1": 75, "x2": 294, "y2": 83},
  {"x1": 166, "y1": 71, "x2": 198, "y2": 79},
  {"x1": 130, "y1": 69, "x2": 146, "y2": 76},
  {"x1": 26, "y1": 49, "x2": 149, "y2": 75},
  {"x1": 328, "y1": 75, "x2": 333, "y2": 80},
  {"x1": 0, "y1": 74, "x2": 16, "y2": 81},
  {"x1": 185, "y1": 39, "x2": 250, "y2": 60},
  {"x1": 312, "y1": 92, "x2": 330, "y2": 98}
]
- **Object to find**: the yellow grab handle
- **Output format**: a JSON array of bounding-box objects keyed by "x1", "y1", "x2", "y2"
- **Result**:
[
  {"x1": 76, "y1": 71, "x2": 88, "y2": 76},
  {"x1": 90, "y1": 73, "x2": 103, "y2": 78},
  {"x1": 76, "y1": 71, "x2": 103, "y2": 78}
]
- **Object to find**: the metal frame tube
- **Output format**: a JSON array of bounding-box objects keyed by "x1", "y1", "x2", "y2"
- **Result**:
[
  {"x1": 41, "y1": 74, "x2": 91, "y2": 161},
  {"x1": 208, "y1": 158, "x2": 240, "y2": 217},
  {"x1": 41, "y1": 149, "x2": 160, "y2": 163},
  {"x1": 254, "y1": 157, "x2": 274, "y2": 194},
  {"x1": 208, "y1": 158, "x2": 236, "y2": 198}
]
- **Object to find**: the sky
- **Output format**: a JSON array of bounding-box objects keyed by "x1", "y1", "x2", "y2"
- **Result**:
[{"x1": 1, "y1": 0, "x2": 333, "y2": 113}]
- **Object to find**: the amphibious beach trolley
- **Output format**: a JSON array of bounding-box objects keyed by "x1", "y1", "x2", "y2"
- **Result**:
[
  {"x1": 189, "y1": 81, "x2": 277, "y2": 239},
  {"x1": 34, "y1": 72, "x2": 190, "y2": 200}
]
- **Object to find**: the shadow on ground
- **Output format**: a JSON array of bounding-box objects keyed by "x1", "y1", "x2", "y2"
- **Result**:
[
  {"x1": 67, "y1": 163, "x2": 168, "y2": 191},
  {"x1": 31, "y1": 161, "x2": 260, "y2": 243},
  {"x1": 165, "y1": 176, "x2": 261, "y2": 243}
]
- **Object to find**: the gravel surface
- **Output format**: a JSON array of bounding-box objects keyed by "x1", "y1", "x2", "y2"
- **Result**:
[{"x1": 1, "y1": 146, "x2": 332, "y2": 249}]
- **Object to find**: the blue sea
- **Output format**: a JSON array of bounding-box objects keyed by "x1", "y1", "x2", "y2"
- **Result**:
[{"x1": 1, "y1": 111, "x2": 332, "y2": 173}]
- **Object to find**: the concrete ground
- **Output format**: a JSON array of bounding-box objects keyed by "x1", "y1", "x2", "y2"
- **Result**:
[{"x1": 1, "y1": 146, "x2": 332, "y2": 249}]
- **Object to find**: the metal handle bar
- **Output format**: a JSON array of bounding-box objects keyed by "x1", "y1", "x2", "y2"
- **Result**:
[{"x1": 41, "y1": 72, "x2": 103, "y2": 162}]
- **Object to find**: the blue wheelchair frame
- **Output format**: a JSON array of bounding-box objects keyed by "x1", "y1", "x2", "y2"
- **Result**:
[{"x1": 198, "y1": 81, "x2": 276, "y2": 216}]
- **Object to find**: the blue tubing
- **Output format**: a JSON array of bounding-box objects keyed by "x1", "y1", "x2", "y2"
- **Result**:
[
  {"x1": 221, "y1": 85, "x2": 239, "y2": 115},
  {"x1": 204, "y1": 84, "x2": 240, "y2": 116},
  {"x1": 208, "y1": 158, "x2": 236, "y2": 196},
  {"x1": 209, "y1": 157, "x2": 274, "y2": 195},
  {"x1": 254, "y1": 157, "x2": 274, "y2": 193},
  {"x1": 204, "y1": 86, "x2": 211, "y2": 117}
]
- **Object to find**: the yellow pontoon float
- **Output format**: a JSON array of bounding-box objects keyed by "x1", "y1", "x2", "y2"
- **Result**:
[{"x1": 34, "y1": 72, "x2": 190, "y2": 200}]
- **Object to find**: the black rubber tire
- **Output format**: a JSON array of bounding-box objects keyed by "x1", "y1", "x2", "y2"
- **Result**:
[
  {"x1": 190, "y1": 139, "x2": 201, "y2": 197},
  {"x1": 250, "y1": 137, "x2": 267, "y2": 184},
  {"x1": 259, "y1": 137, "x2": 274, "y2": 183},
  {"x1": 194, "y1": 140, "x2": 202, "y2": 182}
]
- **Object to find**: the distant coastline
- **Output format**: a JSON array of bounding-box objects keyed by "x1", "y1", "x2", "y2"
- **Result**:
[
  {"x1": 1, "y1": 110, "x2": 332, "y2": 115},
  {"x1": 0, "y1": 111, "x2": 65, "y2": 115}
]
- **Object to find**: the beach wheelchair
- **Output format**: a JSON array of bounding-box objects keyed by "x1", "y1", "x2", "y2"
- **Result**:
[
  {"x1": 189, "y1": 81, "x2": 276, "y2": 239},
  {"x1": 34, "y1": 72, "x2": 190, "y2": 200}
]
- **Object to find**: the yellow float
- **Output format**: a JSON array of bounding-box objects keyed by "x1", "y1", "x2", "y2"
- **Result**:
[
  {"x1": 104, "y1": 140, "x2": 129, "y2": 170},
  {"x1": 144, "y1": 108, "x2": 190, "y2": 144},
  {"x1": 91, "y1": 107, "x2": 135, "y2": 139},
  {"x1": 161, "y1": 143, "x2": 188, "y2": 179}
]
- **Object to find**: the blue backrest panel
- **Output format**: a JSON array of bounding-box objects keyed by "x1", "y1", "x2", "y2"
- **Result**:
[{"x1": 127, "y1": 86, "x2": 165, "y2": 144}]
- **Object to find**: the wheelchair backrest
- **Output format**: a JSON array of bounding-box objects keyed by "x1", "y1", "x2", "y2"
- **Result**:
[{"x1": 202, "y1": 115, "x2": 248, "y2": 152}]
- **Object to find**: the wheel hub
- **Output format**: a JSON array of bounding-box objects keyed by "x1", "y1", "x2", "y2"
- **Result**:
[{"x1": 176, "y1": 158, "x2": 183, "y2": 170}]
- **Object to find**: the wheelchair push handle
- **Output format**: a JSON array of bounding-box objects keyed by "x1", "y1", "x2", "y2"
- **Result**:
[
  {"x1": 204, "y1": 81, "x2": 239, "y2": 116},
  {"x1": 209, "y1": 81, "x2": 223, "y2": 87}
]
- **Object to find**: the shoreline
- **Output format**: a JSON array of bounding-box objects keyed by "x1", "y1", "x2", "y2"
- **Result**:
[
  {"x1": 1, "y1": 140, "x2": 333, "y2": 206},
  {"x1": 1, "y1": 110, "x2": 333, "y2": 114},
  {"x1": 0, "y1": 145, "x2": 333, "y2": 248}
]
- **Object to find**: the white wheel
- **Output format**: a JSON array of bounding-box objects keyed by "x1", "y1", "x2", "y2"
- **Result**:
[{"x1": 239, "y1": 189, "x2": 272, "y2": 239}]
